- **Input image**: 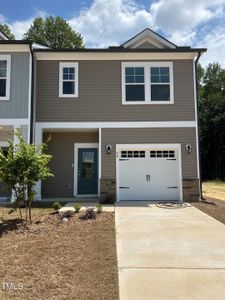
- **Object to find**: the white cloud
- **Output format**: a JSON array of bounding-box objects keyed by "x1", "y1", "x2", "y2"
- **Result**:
[
  {"x1": 197, "y1": 27, "x2": 225, "y2": 67},
  {"x1": 69, "y1": 0, "x2": 154, "y2": 47},
  {"x1": 1, "y1": 0, "x2": 225, "y2": 66},
  {"x1": 150, "y1": 0, "x2": 225, "y2": 46}
]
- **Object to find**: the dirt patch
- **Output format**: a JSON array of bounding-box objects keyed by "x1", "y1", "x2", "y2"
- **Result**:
[
  {"x1": 193, "y1": 197, "x2": 225, "y2": 225},
  {"x1": 203, "y1": 181, "x2": 225, "y2": 201},
  {"x1": 0, "y1": 208, "x2": 119, "y2": 300}
]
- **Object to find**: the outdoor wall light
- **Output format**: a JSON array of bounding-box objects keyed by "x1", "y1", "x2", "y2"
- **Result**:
[
  {"x1": 185, "y1": 144, "x2": 192, "y2": 153},
  {"x1": 106, "y1": 144, "x2": 112, "y2": 154}
]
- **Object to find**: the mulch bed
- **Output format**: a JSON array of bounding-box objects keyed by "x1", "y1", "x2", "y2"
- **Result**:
[
  {"x1": 0, "y1": 210, "x2": 119, "y2": 300},
  {"x1": 193, "y1": 197, "x2": 225, "y2": 225}
]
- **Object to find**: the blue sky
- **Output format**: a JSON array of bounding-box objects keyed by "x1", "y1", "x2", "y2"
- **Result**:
[{"x1": 1, "y1": 0, "x2": 225, "y2": 66}]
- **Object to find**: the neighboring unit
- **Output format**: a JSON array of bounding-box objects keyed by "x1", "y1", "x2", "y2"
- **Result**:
[
  {"x1": 0, "y1": 32, "x2": 32, "y2": 201},
  {"x1": 33, "y1": 28, "x2": 206, "y2": 202}
]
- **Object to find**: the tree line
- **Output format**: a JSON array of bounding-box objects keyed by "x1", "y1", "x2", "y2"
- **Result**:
[{"x1": 0, "y1": 17, "x2": 225, "y2": 181}]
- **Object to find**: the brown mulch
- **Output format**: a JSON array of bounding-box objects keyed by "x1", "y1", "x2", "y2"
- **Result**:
[
  {"x1": 193, "y1": 197, "x2": 225, "y2": 225},
  {"x1": 0, "y1": 209, "x2": 119, "y2": 300}
]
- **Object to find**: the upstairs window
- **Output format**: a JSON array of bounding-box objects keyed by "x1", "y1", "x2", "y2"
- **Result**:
[
  {"x1": 0, "y1": 55, "x2": 11, "y2": 101},
  {"x1": 125, "y1": 67, "x2": 145, "y2": 101},
  {"x1": 150, "y1": 67, "x2": 170, "y2": 101},
  {"x1": 122, "y1": 62, "x2": 173, "y2": 104},
  {"x1": 59, "y1": 62, "x2": 78, "y2": 97}
]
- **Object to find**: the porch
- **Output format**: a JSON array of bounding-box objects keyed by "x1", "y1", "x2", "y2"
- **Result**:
[{"x1": 35, "y1": 127, "x2": 101, "y2": 200}]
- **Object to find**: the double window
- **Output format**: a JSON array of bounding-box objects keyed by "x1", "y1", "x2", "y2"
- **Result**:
[
  {"x1": 59, "y1": 62, "x2": 78, "y2": 97},
  {"x1": 0, "y1": 55, "x2": 11, "y2": 100},
  {"x1": 122, "y1": 62, "x2": 173, "y2": 104}
]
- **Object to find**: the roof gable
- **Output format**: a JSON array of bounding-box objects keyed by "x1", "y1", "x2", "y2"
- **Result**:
[{"x1": 121, "y1": 28, "x2": 176, "y2": 49}]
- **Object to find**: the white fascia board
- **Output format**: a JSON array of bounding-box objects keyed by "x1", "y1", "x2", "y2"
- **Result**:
[
  {"x1": 0, "y1": 119, "x2": 29, "y2": 125},
  {"x1": 35, "y1": 52, "x2": 197, "y2": 61},
  {"x1": 36, "y1": 121, "x2": 197, "y2": 130},
  {"x1": 0, "y1": 44, "x2": 30, "y2": 52}
]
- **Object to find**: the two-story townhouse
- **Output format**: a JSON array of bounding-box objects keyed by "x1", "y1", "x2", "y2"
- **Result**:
[
  {"x1": 0, "y1": 31, "x2": 33, "y2": 200},
  {"x1": 34, "y1": 28, "x2": 206, "y2": 202}
]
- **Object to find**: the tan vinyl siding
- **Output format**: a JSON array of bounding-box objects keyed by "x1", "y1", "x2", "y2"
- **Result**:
[
  {"x1": 36, "y1": 59, "x2": 195, "y2": 122},
  {"x1": 42, "y1": 132, "x2": 98, "y2": 197},
  {"x1": 101, "y1": 128, "x2": 197, "y2": 180},
  {"x1": 0, "y1": 129, "x2": 12, "y2": 141}
]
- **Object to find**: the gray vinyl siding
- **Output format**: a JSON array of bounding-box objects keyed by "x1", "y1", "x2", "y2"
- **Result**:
[
  {"x1": 42, "y1": 132, "x2": 98, "y2": 197},
  {"x1": 36, "y1": 59, "x2": 195, "y2": 122},
  {"x1": 0, "y1": 52, "x2": 30, "y2": 118},
  {"x1": 101, "y1": 128, "x2": 197, "y2": 180}
]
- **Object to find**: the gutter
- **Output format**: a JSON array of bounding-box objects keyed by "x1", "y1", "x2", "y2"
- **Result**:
[
  {"x1": 195, "y1": 51, "x2": 203, "y2": 200},
  {"x1": 29, "y1": 43, "x2": 35, "y2": 144}
]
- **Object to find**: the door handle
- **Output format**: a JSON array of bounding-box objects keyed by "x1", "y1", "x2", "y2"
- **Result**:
[{"x1": 146, "y1": 174, "x2": 151, "y2": 182}]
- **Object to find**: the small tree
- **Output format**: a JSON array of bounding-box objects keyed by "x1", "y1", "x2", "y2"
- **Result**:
[
  {"x1": 23, "y1": 16, "x2": 84, "y2": 48},
  {"x1": 0, "y1": 131, "x2": 53, "y2": 223},
  {"x1": 0, "y1": 23, "x2": 15, "y2": 40}
]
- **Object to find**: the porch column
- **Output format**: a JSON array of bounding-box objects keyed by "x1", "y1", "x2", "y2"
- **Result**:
[{"x1": 34, "y1": 126, "x2": 43, "y2": 200}]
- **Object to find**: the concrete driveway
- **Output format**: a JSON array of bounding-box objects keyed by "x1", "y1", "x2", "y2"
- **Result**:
[{"x1": 115, "y1": 202, "x2": 225, "y2": 300}]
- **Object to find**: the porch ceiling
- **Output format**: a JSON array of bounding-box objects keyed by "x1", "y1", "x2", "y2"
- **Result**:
[{"x1": 42, "y1": 128, "x2": 98, "y2": 133}]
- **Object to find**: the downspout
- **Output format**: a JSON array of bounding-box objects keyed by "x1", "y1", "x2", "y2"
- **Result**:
[
  {"x1": 195, "y1": 51, "x2": 203, "y2": 200},
  {"x1": 29, "y1": 43, "x2": 35, "y2": 144}
]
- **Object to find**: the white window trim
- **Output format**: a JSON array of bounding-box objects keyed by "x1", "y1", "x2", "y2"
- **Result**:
[
  {"x1": 0, "y1": 55, "x2": 11, "y2": 101},
  {"x1": 122, "y1": 62, "x2": 174, "y2": 105},
  {"x1": 59, "y1": 62, "x2": 79, "y2": 98}
]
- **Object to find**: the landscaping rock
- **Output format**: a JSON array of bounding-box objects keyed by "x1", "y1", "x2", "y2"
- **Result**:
[
  {"x1": 59, "y1": 210, "x2": 75, "y2": 219},
  {"x1": 62, "y1": 218, "x2": 68, "y2": 223}
]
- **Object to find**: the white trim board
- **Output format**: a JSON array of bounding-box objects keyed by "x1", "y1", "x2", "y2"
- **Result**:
[
  {"x1": 36, "y1": 121, "x2": 197, "y2": 130},
  {"x1": 116, "y1": 143, "x2": 183, "y2": 202},
  {"x1": 59, "y1": 62, "x2": 79, "y2": 98},
  {"x1": 0, "y1": 55, "x2": 11, "y2": 101},
  {"x1": 0, "y1": 119, "x2": 29, "y2": 125},
  {"x1": 36, "y1": 52, "x2": 199, "y2": 61},
  {"x1": 0, "y1": 45, "x2": 30, "y2": 52},
  {"x1": 74, "y1": 143, "x2": 99, "y2": 198}
]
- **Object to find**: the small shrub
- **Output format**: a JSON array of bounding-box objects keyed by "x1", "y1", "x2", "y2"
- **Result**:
[
  {"x1": 52, "y1": 201, "x2": 61, "y2": 211},
  {"x1": 74, "y1": 203, "x2": 81, "y2": 213},
  {"x1": 96, "y1": 203, "x2": 103, "y2": 213}
]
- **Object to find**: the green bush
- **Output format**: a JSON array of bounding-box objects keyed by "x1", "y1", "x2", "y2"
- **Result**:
[
  {"x1": 96, "y1": 203, "x2": 103, "y2": 213},
  {"x1": 74, "y1": 203, "x2": 81, "y2": 213},
  {"x1": 52, "y1": 201, "x2": 62, "y2": 211}
]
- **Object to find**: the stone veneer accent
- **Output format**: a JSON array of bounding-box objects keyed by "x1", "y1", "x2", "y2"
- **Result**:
[
  {"x1": 183, "y1": 178, "x2": 200, "y2": 202},
  {"x1": 100, "y1": 179, "x2": 116, "y2": 202},
  {"x1": 100, "y1": 178, "x2": 200, "y2": 202}
]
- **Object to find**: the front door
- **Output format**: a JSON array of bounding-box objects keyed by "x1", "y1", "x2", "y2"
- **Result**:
[{"x1": 78, "y1": 148, "x2": 98, "y2": 195}]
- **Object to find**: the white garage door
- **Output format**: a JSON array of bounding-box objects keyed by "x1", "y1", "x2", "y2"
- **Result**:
[{"x1": 117, "y1": 145, "x2": 181, "y2": 201}]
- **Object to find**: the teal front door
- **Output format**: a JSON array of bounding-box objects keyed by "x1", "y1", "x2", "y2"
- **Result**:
[{"x1": 78, "y1": 148, "x2": 98, "y2": 195}]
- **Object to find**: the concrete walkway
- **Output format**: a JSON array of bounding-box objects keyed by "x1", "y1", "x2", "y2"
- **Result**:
[{"x1": 115, "y1": 202, "x2": 225, "y2": 300}]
